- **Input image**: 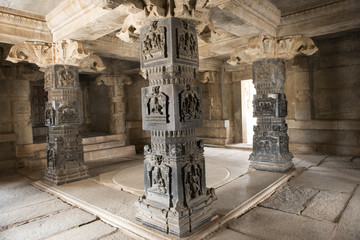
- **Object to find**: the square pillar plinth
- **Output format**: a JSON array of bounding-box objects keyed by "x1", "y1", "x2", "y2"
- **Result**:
[
  {"x1": 43, "y1": 65, "x2": 88, "y2": 185},
  {"x1": 249, "y1": 59, "x2": 293, "y2": 172},
  {"x1": 136, "y1": 18, "x2": 216, "y2": 237}
]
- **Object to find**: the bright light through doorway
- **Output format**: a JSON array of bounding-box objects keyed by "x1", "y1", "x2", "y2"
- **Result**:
[{"x1": 241, "y1": 79, "x2": 256, "y2": 144}]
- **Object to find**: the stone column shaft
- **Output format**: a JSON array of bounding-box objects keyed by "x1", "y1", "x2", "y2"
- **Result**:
[
  {"x1": 249, "y1": 59, "x2": 293, "y2": 172},
  {"x1": 136, "y1": 18, "x2": 216, "y2": 237},
  {"x1": 44, "y1": 65, "x2": 88, "y2": 185}
]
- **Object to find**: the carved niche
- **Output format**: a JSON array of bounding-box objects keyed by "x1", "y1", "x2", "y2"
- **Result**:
[
  {"x1": 44, "y1": 69, "x2": 54, "y2": 89},
  {"x1": 56, "y1": 66, "x2": 76, "y2": 88},
  {"x1": 147, "y1": 155, "x2": 171, "y2": 194},
  {"x1": 145, "y1": 86, "x2": 169, "y2": 123},
  {"x1": 57, "y1": 102, "x2": 78, "y2": 124},
  {"x1": 253, "y1": 136, "x2": 278, "y2": 156},
  {"x1": 177, "y1": 22, "x2": 198, "y2": 61},
  {"x1": 46, "y1": 141, "x2": 56, "y2": 168},
  {"x1": 45, "y1": 104, "x2": 56, "y2": 126},
  {"x1": 253, "y1": 60, "x2": 285, "y2": 93},
  {"x1": 254, "y1": 97, "x2": 276, "y2": 116},
  {"x1": 142, "y1": 21, "x2": 166, "y2": 62},
  {"x1": 183, "y1": 155, "x2": 203, "y2": 203},
  {"x1": 179, "y1": 84, "x2": 201, "y2": 122},
  {"x1": 278, "y1": 95, "x2": 288, "y2": 117}
]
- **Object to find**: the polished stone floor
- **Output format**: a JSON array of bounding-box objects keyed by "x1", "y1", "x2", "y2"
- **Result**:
[{"x1": 0, "y1": 148, "x2": 359, "y2": 239}]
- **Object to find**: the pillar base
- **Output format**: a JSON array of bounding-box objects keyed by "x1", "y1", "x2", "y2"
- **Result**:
[
  {"x1": 136, "y1": 191, "x2": 216, "y2": 237},
  {"x1": 249, "y1": 153, "x2": 294, "y2": 172},
  {"x1": 44, "y1": 163, "x2": 89, "y2": 185}
]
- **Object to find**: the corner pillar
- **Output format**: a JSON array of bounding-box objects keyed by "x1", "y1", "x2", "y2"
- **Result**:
[
  {"x1": 6, "y1": 40, "x2": 105, "y2": 184},
  {"x1": 228, "y1": 35, "x2": 318, "y2": 172},
  {"x1": 136, "y1": 18, "x2": 216, "y2": 237}
]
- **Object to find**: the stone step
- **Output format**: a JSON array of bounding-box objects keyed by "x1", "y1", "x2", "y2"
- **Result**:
[
  {"x1": 83, "y1": 140, "x2": 126, "y2": 152},
  {"x1": 202, "y1": 137, "x2": 226, "y2": 146},
  {"x1": 82, "y1": 134, "x2": 126, "y2": 145},
  {"x1": 84, "y1": 145, "x2": 136, "y2": 162}
]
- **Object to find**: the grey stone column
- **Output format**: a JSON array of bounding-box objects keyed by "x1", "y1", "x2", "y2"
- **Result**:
[
  {"x1": 136, "y1": 18, "x2": 216, "y2": 237},
  {"x1": 43, "y1": 65, "x2": 88, "y2": 185},
  {"x1": 249, "y1": 59, "x2": 293, "y2": 172}
]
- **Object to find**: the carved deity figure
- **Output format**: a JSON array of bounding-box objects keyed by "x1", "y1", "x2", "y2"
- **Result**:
[
  {"x1": 142, "y1": 22, "x2": 166, "y2": 61},
  {"x1": 148, "y1": 155, "x2": 168, "y2": 194},
  {"x1": 177, "y1": 24, "x2": 198, "y2": 60},
  {"x1": 145, "y1": 86, "x2": 168, "y2": 123},
  {"x1": 47, "y1": 143, "x2": 56, "y2": 168},
  {"x1": 180, "y1": 84, "x2": 201, "y2": 121},
  {"x1": 185, "y1": 163, "x2": 202, "y2": 199},
  {"x1": 57, "y1": 67, "x2": 75, "y2": 87},
  {"x1": 45, "y1": 106, "x2": 56, "y2": 126},
  {"x1": 58, "y1": 103, "x2": 78, "y2": 124}
]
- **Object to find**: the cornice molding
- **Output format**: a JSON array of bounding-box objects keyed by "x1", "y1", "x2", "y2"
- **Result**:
[{"x1": 96, "y1": 74, "x2": 132, "y2": 86}]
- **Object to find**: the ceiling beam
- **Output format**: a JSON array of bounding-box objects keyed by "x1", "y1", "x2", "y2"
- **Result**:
[
  {"x1": 208, "y1": 0, "x2": 281, "y2": 37},
  {"x1": 0, "y1": 7, "x2": 52, "y2": 44},
  {"x1": 278, "y1": 0, "x2": 360, "y2": 37},
  {"x1": 46, "y1": 0, "x2": 143, "y2": 42}
]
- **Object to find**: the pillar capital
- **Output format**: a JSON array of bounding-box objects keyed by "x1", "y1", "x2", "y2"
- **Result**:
[
  {"x1": 228, "y1": 35, "x2": 318, "y2": 65},
  {"x1": 6, "y1": 40, "x2": 105, "y2": 72},
  {"x1": 95, "y1": 74, "x2": 132, "y2": 87}
]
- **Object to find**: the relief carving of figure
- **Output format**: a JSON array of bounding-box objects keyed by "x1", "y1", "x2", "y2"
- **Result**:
[
  {"x1": 47, "y1": 142, "x2": 56, "y2": 168},
  {"x1": 184, "y1": 155, "x2": 202, "y2": 201},
  {"x1": 254, "y1": 97, "x2": 276, "y2": 116},
  {"x1": 58, "y1": 103, "x2": 78, "y2": 124},
  {"x1": 179, "y1": 85, "x2": 201, "y2": 121},
  {"x1": 45, "y1": 106, "x2": 56, "y2": 126},
  {"x1": 57, "y1": 66, "x2": 76, "y2": 87},
  {"x1": 145, "y1": 86, "x2": 168, "y2": 123},
  {"x1": 177, "y1": 23, "x2": 198, "y2": 61},
  {"x1": 148, "y1": 155, "x2": 169, "y2": 194},
  {"x1": 142, "y1": 22, "x2": 166, "y2": 61}
]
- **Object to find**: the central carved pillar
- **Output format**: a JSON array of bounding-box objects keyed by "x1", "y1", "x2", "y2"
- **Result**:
[
  {"x1": 228, "y1": 35, "x2": 318, "y2": 172},
  {"x1": 136, "y1": 18, "x2": 216, "y2": 237},
  {"x1": 6, "y1": 40, "x2": 105, "y2": 185}
]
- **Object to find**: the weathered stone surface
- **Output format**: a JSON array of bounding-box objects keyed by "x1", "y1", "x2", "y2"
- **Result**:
[
  {"x1": 0, "y1": 185, "x2": 55, "y2": 213},
  {"x1": 289, "y1": 170, "x2": 357, "y2": 193},
  {"x1": 0, "y1": 174, "x2": 30, "y2": 190},
  {"x1": 216, "y1": 171, "x2": 283, "y2": 215},
  {"x1": 302, "y1": 191, "x2": 351, "y2": 222},
  {"x1": 319, "y1": 161, "x2": 360, "y2": 170},
  {"x1": 210, "y1": 228, "x2": 259, "y2": 240},
  {"x1": 259, "y1": 184, "x2": 317, "y2": 214},
  {"x1": 333, "y1": 187, "x2": 360, "y2": 240},
  {"x1": 229, "y1": 207, "x2": 335, "y2": 240},
  {"x1": 46, "y1": 220, "x2": 116, "y2": 240},
  {"x1": 0, "y1": 198, "x2": 70, "y2": 229},
  {"x1": 101, "y1": 230, "x2": 135, "y2": 240},
  {"x1": 0, "y1": 208, "x2": 96, "y2": 240},
  {"x1": 293, "y1": 154, "x2": 327, "y2": 168},
  {"x1": 324, "y1": 156, "x2": 353, "y2": 162}
]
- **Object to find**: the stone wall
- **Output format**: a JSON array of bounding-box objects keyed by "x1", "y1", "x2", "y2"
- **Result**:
[
  {"x1": 88, "y1": 76, "x2": 110, "y2": 133},
  {"x1": 125, "y1": 73, "x2": 150, "y2": 152},
  {"x1": 286, "y1": 29, "x2": 360, "y2": 156}
]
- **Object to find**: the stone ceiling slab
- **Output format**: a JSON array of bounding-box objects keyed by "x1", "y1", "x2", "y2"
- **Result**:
[{"x1": 0, "y1": 0, "x2": 64, "y2": 16}]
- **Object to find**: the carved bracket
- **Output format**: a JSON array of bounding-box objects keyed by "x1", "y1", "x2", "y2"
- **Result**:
[{"x1": 228, "y1": 35, "x2": 318, "y2": 65}]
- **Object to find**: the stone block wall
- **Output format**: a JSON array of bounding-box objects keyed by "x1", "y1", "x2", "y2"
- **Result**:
[{"x1": 285, "y1": 29, "x2": 360, "y2": 156}]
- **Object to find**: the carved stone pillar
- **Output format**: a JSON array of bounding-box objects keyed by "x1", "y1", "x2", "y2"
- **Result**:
[
  {"x1": 96, "y1": 74, "x2": 132, "y2": 134},
  {"x1": 6, "y1": 40, "x2": 105, "y2": 185},
  {"x1": 228, "y1": 35, "x2": 318, "y2": 172},
  {"x1": 136, "y1": 18, "x2": 216, "y2": 237}
]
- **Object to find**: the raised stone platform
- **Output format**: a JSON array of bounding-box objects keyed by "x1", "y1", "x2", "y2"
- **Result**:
[{"x1": 16, "y1": 134, "x2": 136, "y2": 169}]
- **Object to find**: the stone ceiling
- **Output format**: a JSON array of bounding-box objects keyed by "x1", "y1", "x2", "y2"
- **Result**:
[{"x1": 0, "y1": 0, "x2": 359, "y2": 66}]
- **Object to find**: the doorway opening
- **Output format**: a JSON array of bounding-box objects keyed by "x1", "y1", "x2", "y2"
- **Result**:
[{"x1": 241, "y1": 79, "x2": 256, "y2": 144}]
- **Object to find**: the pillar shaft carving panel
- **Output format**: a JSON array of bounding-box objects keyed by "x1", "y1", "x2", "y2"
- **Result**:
[
  {"x1": 249, "y1": 59, "x2": 293, "y2": 172},
  {"x1": 137, "y1": 18, "x2": 216, "y2": 237},
  {"x1": 44, "y1": 65, "x2": 88, "y2": 185}
]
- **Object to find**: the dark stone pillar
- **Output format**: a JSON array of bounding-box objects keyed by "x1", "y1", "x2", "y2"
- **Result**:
[
  {"x1": 136, "y1": 18, "x2": 216, "y2": 237},
  {"x1": 249, "y1": 59, "x2": 293, "y2": 172},
  {"x1": 43, "y1": 65, "x2": 88, "y2": 185}
]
